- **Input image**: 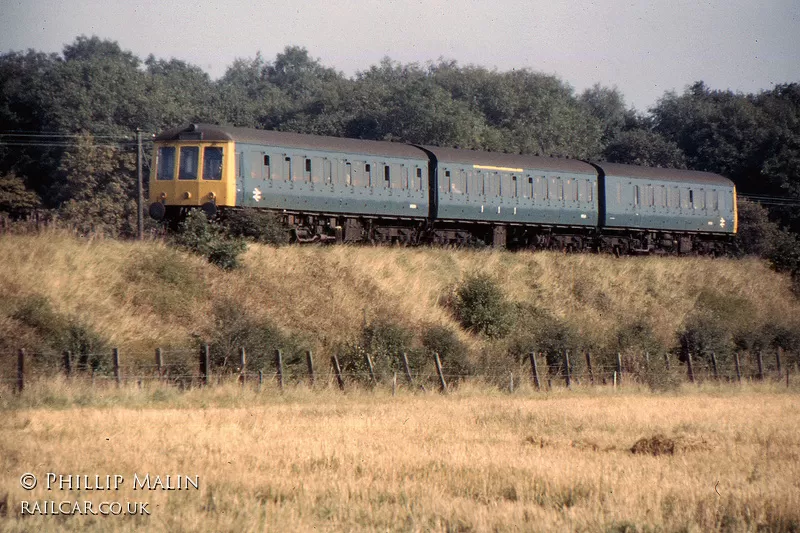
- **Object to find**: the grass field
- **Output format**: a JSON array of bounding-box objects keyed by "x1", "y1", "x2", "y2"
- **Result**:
[{"x1": 2, "y1": 382, "x2": 799, "y2": 532}]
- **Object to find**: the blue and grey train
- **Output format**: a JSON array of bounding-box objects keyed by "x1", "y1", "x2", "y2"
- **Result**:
[{"x1": 149, "y1": 124, "x2": 737, "y2": 254}]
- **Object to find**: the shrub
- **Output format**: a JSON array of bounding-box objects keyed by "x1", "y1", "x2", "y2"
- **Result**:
[
  {"x1": 172, "y1": 210, "x2": 247, "y2": 270},
  {"x1": 338, "y1": 319, "x2": 415, "y2": 383},
  {"x1": 421, "y1": 324, "x2": 472, "y2": 379},
  {"x1": 450, "y1": 273, "x2": 514, "y2": 338},
  {"x1": 207, "y1": 299, "x2": 299, "y2": 374},
  {"x1": 11, "y1": 295, "x2": 108, "y2": 370},
  {"x1": 220, "y1": 209, "x2": 290, "y2": 245}
]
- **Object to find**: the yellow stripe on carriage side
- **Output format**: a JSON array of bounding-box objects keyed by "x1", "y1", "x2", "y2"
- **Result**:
[
  {"x1": 473, "y1": 164, "x2": 524, "y2": 172},
  {"x1": 732, "y1": 186, "x2": 738, "y2": 234}
]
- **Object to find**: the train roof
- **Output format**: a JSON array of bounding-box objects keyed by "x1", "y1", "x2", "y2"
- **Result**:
[
  {"x1": 420, "y1": 145, "x2": 597, "y2": 175},
  {"x1": 154, "y1": 124, "x2": 429, "y2": 160},
  {"x1": 592, "y1": 161, "x2": 733, "y2": 187}
]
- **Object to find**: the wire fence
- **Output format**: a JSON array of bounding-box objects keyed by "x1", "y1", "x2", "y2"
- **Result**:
[{"x1": 2, "y1": 345, "x2": 797, "y2": 396}]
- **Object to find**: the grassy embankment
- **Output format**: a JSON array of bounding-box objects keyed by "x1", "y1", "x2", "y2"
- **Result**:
[
  {"x1": 0, "y1": 231, "x2": 798, "y2": 376},
  {"x1": 1, "y1": 383, "x2": 799, "y2": 531}
]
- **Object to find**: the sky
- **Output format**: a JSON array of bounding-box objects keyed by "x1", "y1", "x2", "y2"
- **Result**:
[{"x1": 0, "y1": 0, "x2": 798, "y2": 111}]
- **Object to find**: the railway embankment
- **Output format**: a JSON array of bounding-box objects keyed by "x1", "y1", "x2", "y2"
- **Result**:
[{"x1": 1, "y1": 232, "x2": 798, "y2": 376}]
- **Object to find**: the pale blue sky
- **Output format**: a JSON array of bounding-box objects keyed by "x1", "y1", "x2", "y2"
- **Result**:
[{"x1": 1, "y1": 0, "x2": 797, "y2": 111}]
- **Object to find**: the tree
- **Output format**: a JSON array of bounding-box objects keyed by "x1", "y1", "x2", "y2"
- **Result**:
[
  {"x1": 55, "y1": 134, "x2": 137, "y2": 237},
  {"x1": 0, "y1": 172, "x2": 40, "y2": 216},
  {"x1": 603, "y1": 129, "x2": 687, "y2": 168}
]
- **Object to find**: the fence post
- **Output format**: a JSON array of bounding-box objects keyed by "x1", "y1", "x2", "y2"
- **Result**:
[
  {"x1": 200, "y1": 344, "x2": 210, "y2": 387},
  {"x1": 787, "y1": 365, "x2": 790, "y2": 388},
  {"x1": 275, "y1": 349, "x2": 284, "y2": 391},
  {"x1": 239, "y1": 347, "x2": 246, "y2": 387},
  {"x1": 529, "y1": 352, "x2": 541, "y2": 391},
  {"x1": 64, "y1": 350, "x2": 72, "y2": 378},
  {"x1": 757, "y1": 350, "x2": 764, "y2": 381},
  {"x1": 776, "y1": 348, "x2": 783, "y2": 376},
  {"x1": 258, "y1": 370, "x2": 263, "y2": 392},
  {"x1": 735, "y1": 352, "x2": 742, "y2": 382},
  {"x1": 401, "y1": 351, "x2": 414, "y2": 386},
  {"x1": 365, "y1": 352, "x2": 376, "y2": 386},
  {"x1": 434, "y1": 353, "x2": 447, "y2": 393},
  {"x1": 156, "y1": 348, "x2": 163, "y2": 381},
  {"x1": 686, "y1": 351, "x2": 695, "y2": 383},
  {"x1": 112, "y1": 348, "x2": 121, "y2": 387},
  {"x1": 17, "y1": 349, "x2": 24, "y2": 394},
  {"x1": 710, "y1": 351, "x2": 719, "y2": 381},
  {"x1": 616, "y1": 352, "x2": 623, "y2": 386},
  {"x1": 564, "y1": 350, "x2": 571, "y2": 389},
  {"x1": 392, "y1": 372, "x2": 397, "y2": 396},
  {"x1": 664, "y1": 352, "x2": 671, "y2": 371},
  {"x1": 331, "y1": 354, "x2": 345, "y2": 391},
  {"x1": 509, "y1": 371, "x2": 514, "y2": 393},
  {"x1": 585, "y1": 351, "x2": 594, "y2": 385},
  {"x1": 306, "y1": 350, "x2": 315, "y2": 386}
]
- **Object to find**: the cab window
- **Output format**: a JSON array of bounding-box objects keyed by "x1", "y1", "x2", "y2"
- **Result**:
[
  {"x1": 156, "y1": 147, "x2": 175, "y2": 180},
  {"x1": 179, "y1": 147, "x2": 199, "y2": 180},
  {"x1": 203, "y1": 147, "x2": 223, "y2": 181}
]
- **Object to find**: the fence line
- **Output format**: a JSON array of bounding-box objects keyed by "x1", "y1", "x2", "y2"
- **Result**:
[{"x1": 4, "y1": 345, "x2": 798, "y2": 395}]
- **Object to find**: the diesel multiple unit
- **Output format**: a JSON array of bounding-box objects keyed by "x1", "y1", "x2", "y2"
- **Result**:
[{"x1": 149, "y1": 124, "x2": 737, "y2": 254}]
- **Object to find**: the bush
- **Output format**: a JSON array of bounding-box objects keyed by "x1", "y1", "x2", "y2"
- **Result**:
[
  {"x1": 11, "y1": 295, "x2": 108, "y2": 370},
  {"x1": 450, "y1": 273, "x2": 515, "y2": 338},
  {"x1": 337, "y1": 319, "x2": 416, "y2": 383},
  {"x1": 421, "y1": 324, "x2": 472, "y2": 379},
  {"x1": 172, "y1": 210, "x2": 247, "y2": 270},
  {"x1": 220, "y1": 209, "x2": 290, "y2": 245},
  {"x1": 207, "y1": 299, "x2": 300, "y2": 374}
]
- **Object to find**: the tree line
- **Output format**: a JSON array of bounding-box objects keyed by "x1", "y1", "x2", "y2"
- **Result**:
[{"x1": 1, "y1": 36, "x2": 799, "y2": 279}]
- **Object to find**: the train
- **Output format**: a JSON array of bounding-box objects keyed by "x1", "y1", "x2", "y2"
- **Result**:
[{"x1": 148, "y1": 123, "x2": 737, "y2": 254}]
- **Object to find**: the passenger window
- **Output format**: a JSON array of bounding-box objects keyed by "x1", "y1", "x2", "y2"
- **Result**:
[
  {"x1": 324, "y1": 159, "x2": 332, "y2": 184},
  {"x1": 401, "y1": 166, "x2": 408, "y2": 190},
  {"x1": 680, "y1": 189, "x2": 689, "y2": 209},
  {"x1": 310, "y1": 158, "x2": 324, "y2": 184},
  {"x1": 633, "y1": 185, "x2": 640, "y2": 206},
  {"x1": 365, "y1": 163, "x2": 372, "y2": 187},
  {"x1": 304, "y1": 158, "x2": 312, "y2": 182},
  {"x1": 587, "y1": 180, "x2": 593, "y2": 203},
  {"x1": 526, "y1": 177, "x2": 533, "y2": 199},
  {"x1": 345, "y1": 162, "x2": 352, "y2": 186},
  {"x1": 179, "y1": 147, "x2": 199, "y2": 180},
  {"x1": 696, "y1": 190, "x2": 705, "y2": 209},
  {"x1": 264, "y1": 154, "x2": 271, "y2": 180},
  {"x1": 157, "y1": 146, "x2": 176, "y2": 180},
  {"x1": 416, "y1": 167, "x2": 423, "y2": 190},
  {"x1": 247, "y1": 152, "x2": 263, "y2": 180},
  {"x1": 452, "y1": 170, "x2": 465, "y2": 195},
  {"x1": 283, "y1": 156, "x2": 291, "y2": 181},
  {"x1": 689, "y1": 190, "x2": 695, "y2": 209},
  {"x1": 352, "y1": 162, "x2": 367, "y2": 187},
  {"x1": 203, "y1": 147, "x2": 223, "y2": 181},
  {"x1": 616, "y1": 182, "x2": 622, "y2": 204},
  {"x1": 384, "y1": 165, "x2": 391, "y2": 189},
  {"x1": 708, "y1": 190, "x2": 718, "y2": 210},
  {"x1": 499, "y1": 174, "x2": 511, "y2": 197}
]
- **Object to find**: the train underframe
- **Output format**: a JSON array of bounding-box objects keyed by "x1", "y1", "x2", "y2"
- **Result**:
[
  {"x1": 271, "y1": 209, "x2": 731, "y2": 255},
  {"x1": 166, "y1": 206, "x2": 731, "y2": 255}
]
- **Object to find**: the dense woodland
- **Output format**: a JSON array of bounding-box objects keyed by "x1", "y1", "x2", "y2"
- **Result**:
[{"x1": 1, "y1": 36, "x2": 799, "y2": 279}]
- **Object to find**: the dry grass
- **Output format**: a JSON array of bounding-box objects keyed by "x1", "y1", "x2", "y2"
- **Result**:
[
  {"x1": 0, "y1": 232, "x2": 797, "y2": 370},
  {"x1": 1, "y1": 383, "x2": 799, "y2": 531}
]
